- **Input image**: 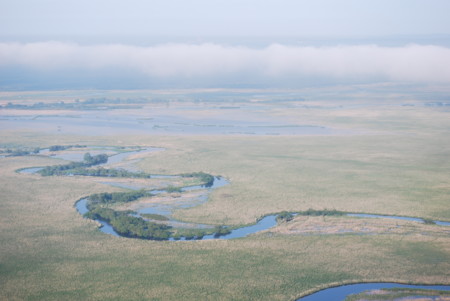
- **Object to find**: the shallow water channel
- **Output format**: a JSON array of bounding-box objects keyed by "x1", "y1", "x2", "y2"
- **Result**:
[{"x1": 296, "y1": 283, "x2": 450, "y2": 301}]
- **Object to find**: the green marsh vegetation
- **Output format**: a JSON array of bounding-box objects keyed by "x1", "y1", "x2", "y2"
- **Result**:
[
  {"x1": 84, "y1": 207, "x2": 173, "y2": 240},
  {"x1": 1, "y1": 88, "x2": 450, "y2": 300},
  {"x1": 37, "y1": 152, "x2": 108, "y2": 176},
  {"x1": 180, "y1": 172, "x2": 215, "y2": 187},
  {"x1": 82, "y1": 186, "x2": 228, "y2": 240},
  {"x1": 37, "y1": 152, "x2": 154, "y2": 178},
  {"x1": 140, "y1": 213, "x2": 170, "y2": 221}
]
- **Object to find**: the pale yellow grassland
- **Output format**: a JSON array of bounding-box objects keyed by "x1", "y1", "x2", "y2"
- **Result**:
[
  {"x1": 1, "y1": 90, "x2": 450, "y2": 300},
  {"x1": 0, "y1": 157, "x2": 450, "y2": 300},
  {"x1": 113, "y1": 190, "x2": 207, "y2": 212},
  {"x1": 268, "y1": 215, "x2": 450, "y2": 237},
  {"x1": 1, "y1": 143, "x2": 449, "y2": 301},
  {"x1": 130, "y1": 134, "x2": 450, "y2": 225}
]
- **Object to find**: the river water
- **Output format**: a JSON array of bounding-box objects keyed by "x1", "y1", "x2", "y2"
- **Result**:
[{"x1": 296, "y1": 283, "x2": 450, "y2": 301}]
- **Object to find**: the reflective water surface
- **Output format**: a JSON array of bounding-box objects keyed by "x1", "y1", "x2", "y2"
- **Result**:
[{"x1": 296, "y1": 283, "x2": 450, "y2": 301}]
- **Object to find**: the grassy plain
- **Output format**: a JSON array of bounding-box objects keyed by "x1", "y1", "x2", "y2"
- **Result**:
[{"x1": 1, "y1": 88, "x2": 450, "y2": 300}]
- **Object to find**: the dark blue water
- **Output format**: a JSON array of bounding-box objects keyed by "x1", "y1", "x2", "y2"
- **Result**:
[{"x1": 296, "y1": 283, "x2": 450, "y2": 301}]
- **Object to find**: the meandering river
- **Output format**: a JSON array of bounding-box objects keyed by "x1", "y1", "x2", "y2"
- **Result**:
[{"x1": 20, "y1": 146, "x2": 450, "y2": 241}]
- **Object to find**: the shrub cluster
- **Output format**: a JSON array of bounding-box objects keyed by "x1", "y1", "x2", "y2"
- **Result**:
[
  {"x1": 1, "y1": 147, "x2": 40, "y2": 156},
  {"x1": 85, "y1": 208, "x2": 172, "y2": 240},
  {"x1": 49, "y1": 144, "x2": 86, "y2": 151},
  {"x1": 180, "y1": 172, "x2": 215, "y2": 187},
  {"x1": 67, "y1": 167, "x2": 152, "y2": 178},
  {"x1": 88, "y1": 190, "x2": 149, "y2": 205},
  {"x1": 299, "y1": 209, "x2": 345, "y2": 216},
  {"x1": 276, "y1": 211, "x2": 294, "y2": 223}
]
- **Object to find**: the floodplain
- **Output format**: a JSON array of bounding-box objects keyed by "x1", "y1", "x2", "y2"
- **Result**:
[{"x1": 1, "y1": 86, "x2": 449, "y2": 300}]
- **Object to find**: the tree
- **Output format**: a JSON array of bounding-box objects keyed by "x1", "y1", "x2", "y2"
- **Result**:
[
  {"x1": 276, "y1": 211, "x2": 294, "y2": 223},
  {"x1": 84, "y1": 152, "x2": 93, "y2": 163},
  {"x1": 213, "y1": 225, "x2": 231, "y2": 237}
]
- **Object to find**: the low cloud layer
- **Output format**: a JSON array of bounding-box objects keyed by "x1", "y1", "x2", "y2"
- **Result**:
[{"x1": 1, "y1": 42, "x2": 450, "y2": 86}]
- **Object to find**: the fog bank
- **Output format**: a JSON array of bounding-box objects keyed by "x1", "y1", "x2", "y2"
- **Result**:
[{"x1": 1, "y1": 42, "x2": 449, "y2": 89}]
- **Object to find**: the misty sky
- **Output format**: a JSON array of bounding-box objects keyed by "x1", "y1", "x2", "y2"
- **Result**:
[
  {"x1": 1, "y1": 0, "x2": 450, "y2": 89},
  {"x1": 2, "y1": 0, "x2": 450, "y2": 38}
]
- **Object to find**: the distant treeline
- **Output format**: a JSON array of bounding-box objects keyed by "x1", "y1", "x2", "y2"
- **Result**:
[
  {"x1": 1, "y1": 144, "x2": 86, "y2": 157},
  {"x1": 1, "y1": 148, "x2": 39, "y2": 157},
  {"x1": 0, "y1": 97, "x2": 170, "y2": 111}
]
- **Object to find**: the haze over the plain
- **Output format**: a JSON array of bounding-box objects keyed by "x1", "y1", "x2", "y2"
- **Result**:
[{"x1": 1, "y1": 0, "x2": 450, "y2": 89}]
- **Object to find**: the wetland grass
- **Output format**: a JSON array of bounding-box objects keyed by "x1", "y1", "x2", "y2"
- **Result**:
[
  {"x1": 1, "y1": 139, "x2": 449, "y2": 300},
  {"x1": 1, "y1": 93, "x2": 450, "y2": 300}
]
